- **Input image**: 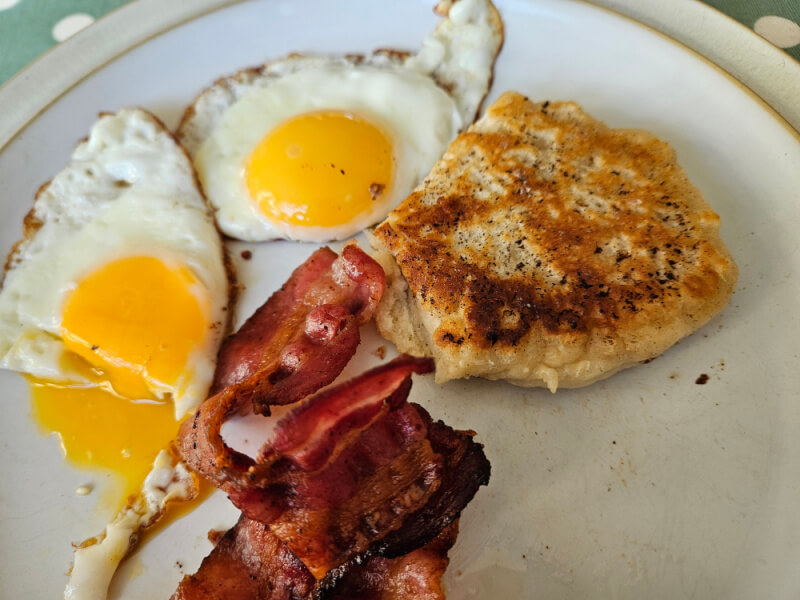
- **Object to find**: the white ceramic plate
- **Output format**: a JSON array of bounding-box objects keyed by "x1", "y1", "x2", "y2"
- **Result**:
[{"x1": 1, "y1": 1, "x2": 799, "y2": 598}]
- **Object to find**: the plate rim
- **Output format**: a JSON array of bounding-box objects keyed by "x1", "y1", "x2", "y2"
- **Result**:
[{"x1": 0, "y1": 0, "x2": 798, "y2": 155}]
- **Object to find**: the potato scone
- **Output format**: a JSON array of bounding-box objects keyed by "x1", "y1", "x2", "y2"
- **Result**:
[{"x1": 371, "y1": 91, "x2": 738, "y2": 391}]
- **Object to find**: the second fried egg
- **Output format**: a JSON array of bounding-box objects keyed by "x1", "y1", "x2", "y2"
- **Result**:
[
  {"x1": 179, "y1": 0, "x2": 504, "y2": 242},
  {"x1": 0, "y1": 108, "x2": 231, "y2": 500},
  {"x1": 192, "y1": 63, "x2": 462, "y2": 242}
]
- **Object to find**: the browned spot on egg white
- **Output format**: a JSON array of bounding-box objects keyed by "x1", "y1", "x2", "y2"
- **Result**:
[{"x1": 369, "y1": 183, "x2": 386, "y2": 200}]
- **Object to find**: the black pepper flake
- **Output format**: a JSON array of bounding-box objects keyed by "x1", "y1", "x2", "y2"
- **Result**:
[
  {"x1": 90, "y1": 345, "x2": 99, "y2": 351},
  {"x1": 695, "y1": 373, "x2": 709, "y2": 385}
]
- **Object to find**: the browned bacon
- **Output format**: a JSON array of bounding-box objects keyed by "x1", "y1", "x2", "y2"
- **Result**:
[
  {"x1": 171, "y1": 516, "x2": 314, "y2": 600},
  {"x1": 325, "y1": 522, "x2": 458, "y2": 600},
  {"x1": 211, "y1": 243, "x2": 385, "y2": 412},
  {"x1": 181, "y1": 356, "x2": 449, "y2": 578},
  {"x1": 180, "y1": 352, "x2": 490, "y2": 579},
  {"x1": 177, "y1": 243, "x2": 387, "y2": 507},
  {"x1": 171, "y1": 516, "x2": 457, "y2": 600},
  {"x1": 176, "y1": 243, "x2": 490, "y2": 594}
]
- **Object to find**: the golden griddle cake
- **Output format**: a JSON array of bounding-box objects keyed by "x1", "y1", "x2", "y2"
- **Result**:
[{"x1": 371, "y1": 91, "x2": 738, "y2": 391}]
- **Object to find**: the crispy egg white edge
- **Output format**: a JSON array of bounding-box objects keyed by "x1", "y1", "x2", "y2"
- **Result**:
[
  {"x1": 0, "y1": 109, "x2": 229, "y2": 420},
  {"x1": 64, "y1": 450, "x2": 197, "y2": 600},
  {"x1": 405, "y1": 0, "x2": 503, "y2": 122},
  {"x1": 194, "y1": 62, "x2": 463, "y2": 242}
]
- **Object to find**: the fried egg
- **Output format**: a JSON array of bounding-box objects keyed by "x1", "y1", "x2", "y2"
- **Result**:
[
  {"x1": 177, "y1": 0, "x2": 504, "y2": 242},
  {"x1": 0, "y1": 108, "x2": 231, "y2": 502}
]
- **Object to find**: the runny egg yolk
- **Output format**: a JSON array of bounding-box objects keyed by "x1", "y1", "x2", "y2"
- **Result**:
[
  {"x1": 29, "y1": 256, "x2": 208, "y2": 504},
  {"x1": 245, "y1": 111, "x2": 393, "y2": 228}
]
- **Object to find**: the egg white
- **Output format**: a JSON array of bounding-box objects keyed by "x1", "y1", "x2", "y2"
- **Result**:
[{"x1": 0, "y1": 109, "x2": 230, "y2": 419}]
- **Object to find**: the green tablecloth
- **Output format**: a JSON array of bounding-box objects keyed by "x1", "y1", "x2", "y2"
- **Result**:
[{"x1": 0, "y1": 0, "x2": 798, "y2": 85}]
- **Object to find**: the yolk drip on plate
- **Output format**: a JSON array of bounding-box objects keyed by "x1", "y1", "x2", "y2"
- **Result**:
[
  {"x1": 29, "y1": 381, "x2": 177, "y2": 503},
  {"x1": 246, "y1": 111, "x2": 393, "y2": 227},
  {"x1": 28, "y1": 256, "x2": 209, "y2": 510}
]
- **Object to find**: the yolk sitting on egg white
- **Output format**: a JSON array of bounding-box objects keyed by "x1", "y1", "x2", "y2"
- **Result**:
[
  {"x1": 189, "y1": 63, "x2": 463, "y2": 242},
  {"x1": 246, "y1": 111, "x2": 393, "y2": 228},
  {"x1": 27, "y1": 256, "x2": 209, "y2": 504}
]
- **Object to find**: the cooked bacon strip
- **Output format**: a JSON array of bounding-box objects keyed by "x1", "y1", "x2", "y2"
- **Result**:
[
  {"x1": 263, "y1": 356, "x2": 431, "y2": 471},
  {"x1": 177, "y1": 244, "x2": 386, "y2": 495},
  {"x1": 184, "y1": 356, "x2": 489, "y2": 580},
  {"x1": 315, "y1": 406, "x2": 489, "y2": 592},
  {"x1": 180, "y1": 356, "x2": 442, "y2": 578},
  {"x1": 171, "y1": 516, "x2": 457, "y2": 600},
  {"x1": 326, "y1": 521, "x2": 458, "y2": 600},
  {"x1": 211, "y1": 243, "x2": 385, "y2": 411},
  {"x1": 178, "y1": 242, "x2": 490, "y2": 585},
  {"x1": 263, "y1": 402, "x2": 440, "y2": 578},
  {"x1": 171, "y1": 516, "x2": 314, "y2": 600}
]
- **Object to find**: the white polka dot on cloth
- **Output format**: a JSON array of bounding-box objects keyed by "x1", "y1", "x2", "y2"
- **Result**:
[
  {"x1": 52, "y1": 13, "x2": 95, "y2": 43},
  {"x1": 754, "y1": 15, "x2": 800, "y2": 49},
  {"x1": 0, "y1": 0, "x2": 20, "y2": 10}
]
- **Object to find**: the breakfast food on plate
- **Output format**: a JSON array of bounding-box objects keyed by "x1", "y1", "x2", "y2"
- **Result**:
[
  {"x1": 173, "y1": 510, "x2": 459, "y2": 600},
  {"x1": 176, "y1": 0, "x2": 504, "y2": 242},
  {"x1": 0, "y1": 109, "x2": 234, "y2": 600},
  {"x1": 209, "y1": 243, "x2": 385, "y2": 408},
  {"x1": 174, "y1": 246, "x2": 490, "y2": 598},
  {"x1": 371, "y1": 91, "x2": 739, "y2": 391}
]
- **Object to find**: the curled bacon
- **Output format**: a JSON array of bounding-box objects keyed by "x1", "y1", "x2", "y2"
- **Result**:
[
  {"x1": 178, "y1": 244, "x2": 385, "y2": 489},
  {"x1": 181, "y1": 356, "x2": 442, "y2": 578},
  {"x1": 262, "y1": 356, "x2": 433, "y2": 471},
  {"x1": 212, "y1": 243, "x2": 385, "y2": 411},
  {"x1": 171, "y1": 516, "x2": 457, "y2": 600},
  {"x1": 177, "y1": 242, "x2": 490, "y2": 590},
  {"x1": 171, "y1": 515, "x2": 314, "y2": 600}
]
